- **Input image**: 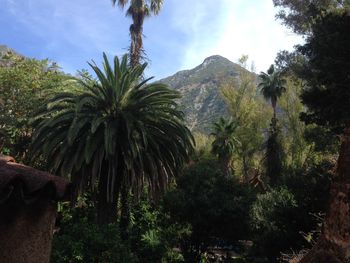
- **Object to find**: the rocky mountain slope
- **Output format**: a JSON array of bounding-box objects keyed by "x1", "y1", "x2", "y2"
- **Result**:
[
  {"x1": 0, "y1": 45, "x2": 18, "y2": 57},
  {"x1": 0, "y1": 45, "x2": 10, "y2": 54},
  {"x1": 159, "y1": 55, "x2": 254, "y2": 133},
  {"x1": 0, "y1": 45, "x2": 22, "y2": 67}
]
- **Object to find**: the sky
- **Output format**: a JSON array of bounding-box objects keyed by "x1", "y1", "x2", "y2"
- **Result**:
[{"x1": 0, "y1": 0, "x2": 303, "y2": 79}]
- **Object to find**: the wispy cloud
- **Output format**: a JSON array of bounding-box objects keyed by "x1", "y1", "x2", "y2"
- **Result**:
[
  {"x1": 1, "y1": 0, "x2": 303, "y2": 77},
  {"x1": 171, "y1": 0, "x2": 303, "y2": 73}
]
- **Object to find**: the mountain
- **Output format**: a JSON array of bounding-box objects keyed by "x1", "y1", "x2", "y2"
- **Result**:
[
  {"x1": 0, "y1": 45, "x2": 10, "y2": 54},
  {"x1": 0, "y1": 45, "x2": 22, "y2": 67},
  {"x1": 0, "y1": 45, "x2": 19, "y2": 57},
  {"x1": 159, "y1": 55, "x2": 253, "y2": 133}
]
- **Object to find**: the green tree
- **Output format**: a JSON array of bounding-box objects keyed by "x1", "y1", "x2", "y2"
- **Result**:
[
  {"x1": 294, "y1": 11, "x2": 350, "y2": 262},
  {"x1": 164, "y1": 159, "x2": 254, "y2": 262},
  {"x1": 264, "y1": 118, "x2": 284, "y2": 186},
  {"x1": 273, "y1": 0, "x2": 350, "y2": 35},
  {"x1": 250, "y1": 161, "x2": 333, "y2": 262},
  {"x1": 221, "y1": 56, "x2": 270, "y2": 182},
  {"x1": 0, "y1": 51, "x2": 69, "y2": 162},
  {"x1": 299, "y1": 12, "x2": 350, "y2": 133},
  {"x1": 51, "y1": 204, "x2": 137, "y2": 263},
  {"x1": 111, "y1": 0, "x2": 163, "y2": 67},
  {"x1": 191, "y1": 132, "x2": 213, "y2": 161},
  {"x1": 211, "y1": 117, "x2": 239, "y2": 176},
  {"x1": 258, "y1": 65, "x2": 286, "y2": 185},
  {"x1": 258, "y1": 65, "x2": 286, "y2": 120},
  {"x1": 31, "y1": 53, "x2": 193, "y2": 225},
  {"x1": 279, "y1": 77, "x2": 312, "y2": 168}
]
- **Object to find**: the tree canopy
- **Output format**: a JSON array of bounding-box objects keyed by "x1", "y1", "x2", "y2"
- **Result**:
[
  {"x1": 298, "y1": 11, "x2": 350, "y2": 132},
  {"x1": 273, "y1": 0, "x2": 350, "y2": 34}
]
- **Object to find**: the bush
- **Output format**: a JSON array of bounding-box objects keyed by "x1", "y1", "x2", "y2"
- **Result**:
[
  {"x1": 250, "y1": 188, "x2": 298, "y2": 260},
  {"x1": 130, "y1": 199, "x2": 187, "y2": 263},
  {"x1": 250, "y1": 160, "x2": 332, "y2": 261},
  {"x1": 164, "y1": 159, "x2": 255, "y2": 262},
  {"x1": 51, "y1": 205, "x2": 137, "y2": 263}
]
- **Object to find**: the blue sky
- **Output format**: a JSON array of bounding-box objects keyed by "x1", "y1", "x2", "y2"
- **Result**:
[{"x1": 1, "y1": 0, "x2": 302, "y2": 79}]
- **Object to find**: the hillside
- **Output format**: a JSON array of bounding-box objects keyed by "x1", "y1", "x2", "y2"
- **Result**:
[
  {"x1": 0, "y1": 45, "x2": 22, "y2": 67},
  {"x1": 159, "y1": 55, "x2": 254, "y2": 133},
  {"x1": 0, "y1": 45, "x2": 19, "y2": 57}
]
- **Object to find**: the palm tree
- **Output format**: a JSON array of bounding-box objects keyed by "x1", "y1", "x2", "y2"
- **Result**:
[
  {"x1": 259, "y1": 65, "x2": 285, "y2": 185},
  {"x1": 112, "y1": 0, "x2": 163, "y2": 67},
  {"x1": 31, "y1": 53, "x2": 194, "y2": 225},
  {"x1": 211, "y1": 117, "x2": 239, "y2": 176},
  {"x1": 258, "y1": 64, "x2": 286, "y2": 119}
]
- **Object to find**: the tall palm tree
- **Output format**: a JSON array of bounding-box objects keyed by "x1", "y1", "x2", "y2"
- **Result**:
[
  {"x1": 258, "y1": 65, "x2": 286, "y2": 119},
  {"x1": 112, "y1": 0, "x2": 163, "y2": 67},
  {"x1": 211, "y1": 117, "x2": 239, "y2": 176},
  {"x1": 259, "y1": 65, "x2": 285, "y2": 185},
  {"x1": 31, "y1": 53, "x2": 193, "y2": 225}
]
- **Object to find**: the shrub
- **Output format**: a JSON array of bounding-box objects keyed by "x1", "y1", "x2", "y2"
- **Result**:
[{"x1": 51, "y1": 205, "x2": 137, "y2": 263}]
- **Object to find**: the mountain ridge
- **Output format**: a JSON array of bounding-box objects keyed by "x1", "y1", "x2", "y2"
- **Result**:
[{"x1": 159, "y1": 55, "x2": 254, "y2": 133}]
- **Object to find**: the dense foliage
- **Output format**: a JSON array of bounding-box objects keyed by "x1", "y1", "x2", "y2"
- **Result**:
[
  {"x1": 52, "y1": 204, "x2": 137, "y2": 263},
  {"x1": 273, "y1": 0, "x2": 350, "y2": 34},
  {"x1": 164, "y1": 159, "x2": 255, "y2": 262},
  {"x1": 0, "y1": 52, "x2": 69, "y2": 162},
  {"x1": 249, "y1": 161, "x2": 332, "y2": 262},
  {"x1": 2, "y1": 3, "x2": 347, "y2": 262},
  {"x1": 299, "y1": 11, "x2": 350, "y2": 132}
]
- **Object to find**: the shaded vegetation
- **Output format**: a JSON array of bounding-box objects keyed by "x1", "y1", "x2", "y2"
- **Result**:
[{"x1": 2, "y1": 2, "x2": 349, "y2": 262}]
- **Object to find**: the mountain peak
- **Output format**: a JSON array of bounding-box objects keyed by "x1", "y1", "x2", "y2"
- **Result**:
[
  {"x1": 0, "y1": 45, "x2": 20, "y2": 57},
  {"x1": 160, "y1": 55, "x2": 253, "y2": 132},
  {"x1": 203, "y1": 55, "x2": 227, "y2": 62},
  {"x1": 201, "y1": 55, "x2": 231, "y2": 67},
  {"x1": 0, "y1": 45, "x2": 10, "y2": 54}
]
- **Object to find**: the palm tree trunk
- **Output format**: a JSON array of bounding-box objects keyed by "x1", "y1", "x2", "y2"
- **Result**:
[
  {"x1": 119, "y1": 177, "x2": 131, "y2": 240},
  {"x1": 97, "y1": 173, "x2": 120, "y2": 225},
  {"x1": 96, "y1": 161, "x2": 122, "y2": 225},
  {"x1": 299, "y1": 128, "x2": 350, "y2": 263},
  {"x1": 130, "y1": 12, "x2": 144, "y2": 67},
  {"x1": 220, "y1": 156, "x2": 233, "y2": 177},
  {"x1": 271, "y1": 98, "x2": 277, "y2": 120}
]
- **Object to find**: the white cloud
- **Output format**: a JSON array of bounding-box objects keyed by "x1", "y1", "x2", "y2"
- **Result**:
[
  {"x1": 1, "y1": 0, "x2": 304, "y2": 77},
  {"x1": 173, "y1": 0, "x2": 303, "y2": 73}
]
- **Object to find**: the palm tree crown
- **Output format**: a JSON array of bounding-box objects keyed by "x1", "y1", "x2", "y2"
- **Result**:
[
  {"x1": 112, "y1": 0, "x2": 163, "y2": 67},
  {"x1": 211, "y1": 117, "x2": 239, "y2": 175},
  {"x1": 31, "y1": 53, "x2": 193, "y2": 222},
  {"x1": 258, "y1": 64, "x2": 286, "y2": 118}
]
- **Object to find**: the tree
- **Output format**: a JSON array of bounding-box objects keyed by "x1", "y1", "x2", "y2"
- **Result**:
[
  {"x1": 258, "y1": 65, "x2": 286, "y2": 119},
  {"x1": 258, "y1": 65, "x2": 286, "y2": 185},
  {"x1": 111, "y1": 0, "x2": 163, "y2": 67},
  {"x1": 211, "y1": 117, "x2": 239, "y2": 176},
  {"x1": 294, "y1": 11, "x2": 350, "y2": 263},
  {"x1": 164, "y1": 159, "x2": 254, "y2": 262},
  {"x1": 221, "y1": 56, "x2": 270, "y2": 182},
  {"x1": 279, "y1": 77, "x2": 313, "y2": 168},
  {"x1": 0, "y1": 51, "x2": 69, "y2": 163},
  {"x1": 31, "y1": 53, "x2": 194, "y2": 225},
  {"x1": 273, "y1": 0, "x2": 350, "y2": 35},
  {"x1": 299, "y1": 12, "x2": 350, "y2": 133},
  {"x1": 264, "y1": 118, "x2": 284, "y2": 186}
]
